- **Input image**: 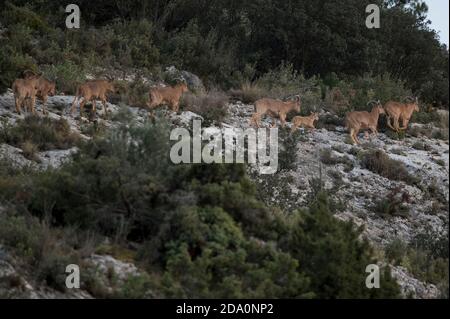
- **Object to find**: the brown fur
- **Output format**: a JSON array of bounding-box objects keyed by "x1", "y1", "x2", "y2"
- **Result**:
[
  {"x1": 147, "y1": 83, "x2": 189, "y2": 113},
  {"x1": 250, "y1": 95, "x2": 301, "y2": 128},
  {"x1": 345, "y1": 102, "x2": 385, "y2": 145},
  {"x1": 12, "y1": 77, "x2": 39, "y2": 115},
  {"x1": 291, "y1": 112, "x2": 319, "y2": 132},
  {"x1": 71, "y1": 79, "x2": 116, "y2": 117},
  {"x1": 384, "y1": 97, "x2": 420, "y2": 132}
]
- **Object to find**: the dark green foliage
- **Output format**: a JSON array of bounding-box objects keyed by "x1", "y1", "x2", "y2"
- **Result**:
[
  {"x1": 277, "y1": 127, "x2": 302, "y2": 171},
  {"x1": 281, "y1": 191, "x2": 400, "y2": 298},
  {"x1": 385, "y1": 226, "x2": 449, "y2": 298},
  {"x1": 385, "y1": 238, "x2": 408, "y2": 265},
  {"x1": 0, "y1": 0, "x2": 447, "y2": 106},
  {"x1": 0, "y1": 120, "x2": 401, "y2": 298},
  {"x1": 41, "y1": 61, "x2": 86, "y2": 94},
  {"x1": 0, "y1": 210, "x2": 82, "y2": 292},
  {"x1": 0, "y1": 115, "x2": 80, "y2": 151}
]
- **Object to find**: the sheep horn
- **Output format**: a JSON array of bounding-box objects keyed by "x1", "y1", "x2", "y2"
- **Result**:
[{"x1": 367, "y1": 100, "x2": 378, "y2": 107}]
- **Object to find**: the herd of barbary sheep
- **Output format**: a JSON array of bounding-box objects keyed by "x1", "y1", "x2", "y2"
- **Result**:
[{"x1": 11, "y1": 70, "x2": 420, "y2": 145}]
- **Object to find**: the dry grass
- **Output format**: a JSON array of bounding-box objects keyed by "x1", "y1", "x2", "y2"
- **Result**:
[
  {"x1": 20, "y1": 140, "x2": 40, "y2": 162},
  {"x1": 229, "y1": 82, "x2": 264, "y2": 104},
  {"x1": 181, "y1": 90, "x2": 229, "y2": 125},
  {"x1": 1, "y1": 115, "x2": 80, "y2": 151},
  {"x1": 360, "y1": 149, "x2": 417, "y2": 184}
]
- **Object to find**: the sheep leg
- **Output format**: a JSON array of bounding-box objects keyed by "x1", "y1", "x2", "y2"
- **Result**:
[
  {"x1": 30, "y1": 95, "x2": 37, "y2": 115},
  {"x1": 393, "y1": 117, "x2": 401, "y2": 132},
  {"x1": 270, "y1": 117, "x2": 277, "y2": 128},
  {"x1": 279, "y1": 113, "x2": 286, "y2": 128},
  {"x1": 41, "y1": 95, "x2": 48, "y2": 115},
  {"x1": 370, "y1": 127, "x2": 378, "y2": 137},
  {"x1": 399, "y1": 118, "x2": 409, "y2": 130},
  {"x1": 386, "y1": 116, "x2": 397, "y2": 131},
  {"x1": 354, "y1": 129, "x2": 361, "y2": 144},
  {"x1": 71, "y1": 96, "x2": 79, "y2": 115},
  {"x1": 350, "y1": 129, "x2": 358, "y2": 145},
  {"x1": 15, "y1": 97, "x2": 22, "y2": 115},
  {"x1": 102, "y1": 98, "x2": 108, "y2": 117}
]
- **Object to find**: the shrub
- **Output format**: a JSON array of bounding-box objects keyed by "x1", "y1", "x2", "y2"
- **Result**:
[
  {"x1": 229, "y1": 64, "x2": 322, "y2": 110},
  {"x1": 385, "y1": 239, "x2": 408, "y2": 265},
  {"x1": 386, "y1": 230, "x2": 449, "y2": 298},
  {"x1": 181, "y1": 90, "x2": 229, "y2": 125},
  {"x1": 229, "y1": 82, "x2": 264, "y2": 104},
  {"x1": 2, "y1": 119, "x2": 401, "y2": 298},
  {"x1": 412, "y1": 141, "x2": 431, "y2": 151},
  {"x1": 0, "y1": 43, "x2": 37, "y2": 94},
  {"x1": 411, "y1": 110, "x2": 441, "y2": 125},
  {"x1": 255, "y1": 63, "x2": 319, "y2": 99},
  {"x1": 119, "y1": 78, "x2": 150, "y2": 108},
  {"x1": 20, "y1": 140, "x2": 40, "y2": 162},
  {"x1": 371, "y1": 186, "x2": 410, "y2": 219},
  {"x1": 41, "y1": 61, "x2": 86, "y2": 94},
  {"x1": 406, "y1": 227, "x2": 449, "y2": 297},
  {"x1": 0, "y1": 212, "x2": 45, "y2": 264},
  {"x1": 1, "y1": 115, "x2": 80, "y2": 151},
  {"x1": 385, "y1": 129, "x2": 406, "y2": 141},
  {"x1": 360, "y1": 149, "x2": 417, "y2": 184},
  {"x1": 281, "y1": 191, "x2": 400, "y2": 298},
  {"x1": 277, "y1": 128, "x2": 301, "y2": 171},
  {"x1": 431, "y1": 128, "x2": 449, "y2": 141},
  {"x1": 320, "y1": 148, "x2": 354, "y2": 172}
]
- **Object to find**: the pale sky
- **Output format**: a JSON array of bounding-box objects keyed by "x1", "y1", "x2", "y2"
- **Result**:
[{"x1": 425, "y1": 0, "x2": 449, "y2": 46}]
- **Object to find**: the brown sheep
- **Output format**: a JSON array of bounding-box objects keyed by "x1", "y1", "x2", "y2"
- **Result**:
[
  {"x1": 384, "y1": 97, "x2": 420, "y2": 132},
  {"x1": 147, "y1": 82, "x2": 189, "y2": 114},
  {"x1": 71, "y1": 79, "x2": 116, "y2": 117},
  {"x1": 12, "y1": 77, "x2": 39, "y2": 115},
  {"x1": 250, "y1": 95, "x2": 301, "y2": 128},
  {"x1": 24, "y1": 72, "x2": 56, "y2": 115},
  {"x1": 345, "y1": 101, "x2": 385, "y2": 145},
  {"x1": 291, "y1": 112, "x2": 319, "y2": 132}
]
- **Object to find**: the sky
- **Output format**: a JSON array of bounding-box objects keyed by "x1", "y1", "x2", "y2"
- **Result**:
[{"x1": 425, "y1": 0, "x2": 449, "y2": 46}]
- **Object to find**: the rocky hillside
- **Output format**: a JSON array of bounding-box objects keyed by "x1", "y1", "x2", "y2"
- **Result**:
[{"x1": 0, "y1": 91, "x2": 448, "y2": 299}]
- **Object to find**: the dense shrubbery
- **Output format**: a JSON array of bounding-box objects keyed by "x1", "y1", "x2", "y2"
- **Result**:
[
  {"x1": 0, "y1": 121, "x2": 401, "y2": 298},
  {"x1": 0, "y1": 116, "x2": 80, "y2": 158},
  {"x1": 385, "y1": 226, "x2": 449, "y2": 298},
  {"x1": 0, "y1": 1, "x2": 448, "y2": 108}
]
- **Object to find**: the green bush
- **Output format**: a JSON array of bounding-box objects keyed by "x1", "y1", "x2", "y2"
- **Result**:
[
  {"x1": 1, "y1": 119, "x2": 401, "y2": 298},
  {"x1": 277, "y1": 127, "x2": 302, "y2": 171},
  {"x1": 371, "y1": 186, "x2": 410, "y2": 219},
  {"x1": 229, "y1": 82, "x2": 264, "y2": 104},
  {"x1": 385, "y1": 239, "x2": 408, "y2": 265},
  {"x1": 281, "y1": 191, "x2": 400, "y2": 298},
  {"x1": 385, "y1": 230, "x2": 449, "y2": 298},
  {"x1": 41, "y1": 61, "x2": 86, "y2": 94},
  {"x1": 1, "y1": 115, "x2": 80, "y2": 151},
  {"x1": 0, "y1": 44, "x2": 37, "y2": 94}
]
